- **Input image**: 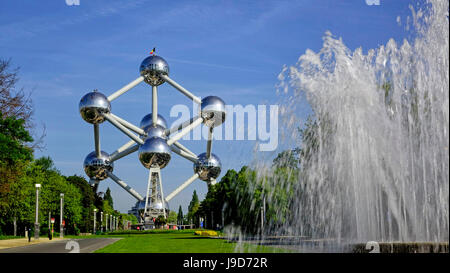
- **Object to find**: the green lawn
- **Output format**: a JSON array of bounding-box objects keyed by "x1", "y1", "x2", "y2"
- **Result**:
[
  {"x1": 0, "y1": 235, "x2": 22, "y2": 240},
  {"x1": 82, "y1": 230, "x2": 289, "y2": 253}
]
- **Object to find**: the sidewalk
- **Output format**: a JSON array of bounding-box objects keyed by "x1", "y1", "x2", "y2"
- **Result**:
[{"x1": 0, "y1": 237, "x2": 67, "y2": 250}]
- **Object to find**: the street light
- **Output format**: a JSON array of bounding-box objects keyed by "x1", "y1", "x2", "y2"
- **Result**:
[
  {"x1": 34, "y1": 184, "x2": 41, "y2": 240},
  {"x1": 60, "y1": 193, "x2": 64, "y2": 238},
  {"x1": 105, "y1": 214, "x2": 108, "y2": 231},
  {"x1": 93, "y1": 209, "x2": 97, "y2": 234},
  {"x1": 100, "y1": 211, "x2": 103, "y2": 232}
]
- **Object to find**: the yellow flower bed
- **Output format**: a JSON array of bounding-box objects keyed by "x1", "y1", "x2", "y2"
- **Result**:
[{"x1": 194, "y1": 230, "x2": 218, "y2": 236}]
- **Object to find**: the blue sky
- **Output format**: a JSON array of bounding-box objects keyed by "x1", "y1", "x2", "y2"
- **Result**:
[{"x1": 0, "y1": 0, "x2": 416, "y2": 213}]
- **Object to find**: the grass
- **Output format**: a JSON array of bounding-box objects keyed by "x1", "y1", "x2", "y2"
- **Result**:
[
  {"x1": 0, "y1": 235, "x2": 22, "y2": 240},
  {"x1": 66, "y1": 229, "x2": 289, "y2": 253}
]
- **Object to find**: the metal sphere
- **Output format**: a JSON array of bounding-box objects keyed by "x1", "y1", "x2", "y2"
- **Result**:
[
  {"x1": 193, "y1": 153, "x2": 222, "y2": 182},
  {"x1": 79, "y1": 91, "x2": 111, "y2": 124},
  {"x1": 152, "y1": 201, "x2": 169, "y2": 210},
  {"x1": 83, "y1": 151, "x2": 113, "y2": 181},
  {"x1": 140, "y1": 113, "x2": 168, "y2": 129},
  {"x1": 138, "y1": 137, "x2": 171, "y2": 169},
  {"x1": 142, "y1": 124, "x2": 167, "y2": 139},
  {"x1": 139, "y1": 55, "x2": 169, "y2": 86},
  {"x1": 200, "y1": 96, "x2": 226, "y2": 128}
]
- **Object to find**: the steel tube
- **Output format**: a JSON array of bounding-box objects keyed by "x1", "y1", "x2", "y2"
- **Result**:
[
  {"x1": 170, "y1": 145, "x2": 198, "y2": 163},
  {"x1": 160, "y1": 75, "x2": 201, "y2": 104},
  {"x1": 109, "y1": 140, "x2": 136, "y2": 159},
  {"x1": 152, "y1": 86, "x2": 158, "y2": 125},
  {"x1": 167, "y1": 117, "x2": 203, "y2": 146},
  {"x1": 110, "y1": 113, "x2": 145, "y2": 136},
  {"x1": 103, "y1": 113, "x2": 144, "y2": 145},
  {"x1": 166, "y1": 117, "x2": 197, "y2": 136},
  {"x1": 206, "y1": 127, "x2": 213, "y2": 158},
  {"x1": 173, "y1": 141, "x2": 197, "y2": 157},
  {"x1": 107, "y1": 171, "x2": 144, "y2": 201},
  {"x1": 165, "y1": 173, "x2": 199, "y2": 202},
  {"x1": 107, "y1": 76, "x2": 144, "y2": 101},
  {"x1": 109, "y1": 144, "x2": 139, "y2": 162},
  {"x1": 94, "y1": 124, "x2": 101, "y2": 157}
]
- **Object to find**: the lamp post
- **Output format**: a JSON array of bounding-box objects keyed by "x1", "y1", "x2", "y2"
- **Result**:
[
  {"x1": 100, "y1": 211, "x2": 103, "y2": 232},
  {"x1": 50, "y1": 217, "x2": 55, "y2": 240},
  {"x1": 60, "y1": 193, "x2": 64, "y2": 238},
  {"x1": 105, "y1": 214, "x2": 108, "y2": 231},
  {"x1": 110, "y1": 215, "x2": 112, "y2": 231},
  {"x1": 93, "y1": 209, "x2": 97, "y2": 234},
  {"x1": 34, "y1": 184, "x2": 41, "y2": 240}
]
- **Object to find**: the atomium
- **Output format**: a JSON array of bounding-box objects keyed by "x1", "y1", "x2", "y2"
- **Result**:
[
  {"x1": 143, "y1": 124, "x2": 167, "y2": 139},
  {"x1": 79, "y1": 91, "x2": 111, "y2": 124},
  {"x1": 194, "y1": 153, "x2": 222, "y2": 182},
  {"x1": 80, "y1": 51, "x2": 226, "y2": 224},
  {"x1": 201, "y1": 96, "x2": 226, "y2": 128},
  {"x1": 138, "y1": 137, "x2": 171, "y2": 169},
  {"x1": 140, "y1": 113, "x2": 168, "y2": 129},
  {"x1": 139, "y1": 55, "x2": 169, "y2": 86},
  {"x1": 151, "y1": 201, "x2": 169, "y2": 210},
  {"x1": 83, "y1": 151, "x2": 113, "y2": 180}
]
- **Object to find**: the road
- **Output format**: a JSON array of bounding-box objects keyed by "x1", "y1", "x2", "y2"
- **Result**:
[{"x1": 0, "y1": 238, "x2": 121, "y2": 253}]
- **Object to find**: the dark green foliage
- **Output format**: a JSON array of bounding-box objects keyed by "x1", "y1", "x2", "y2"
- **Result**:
[
  {"x1": 155, "y1": 215, "x2": 167, "y2": 227},
  {"x1": 272, "y1": 148, "x2": 300, "y2": 169},
  {"x1": 104, "y1": 188, "x2": 114, "y2": 210},
  {"x1": 66, "y1": 175, "x2": 96, "y2": 233},
  {"x1": 0, "y1": 113, "x2": 33, "y2": 164},
  {"x1": 187, "y1": 190, "x2": 199, "y2": 225},
  {"x1": 177, "y1": 205, "x2": 184, "y2": 225}
]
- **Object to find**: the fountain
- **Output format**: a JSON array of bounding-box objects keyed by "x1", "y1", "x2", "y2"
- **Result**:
[{"x1": 248, "y1": 0, "x2": 448, "y2": 252}]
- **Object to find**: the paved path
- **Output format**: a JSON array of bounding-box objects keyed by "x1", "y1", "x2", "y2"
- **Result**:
[
  {"x1": 0, "y1": 237, "x2": 66, "y2": 250},
  {"x1": 0, "y1": 238, "x2": 121, "y2": 253}
]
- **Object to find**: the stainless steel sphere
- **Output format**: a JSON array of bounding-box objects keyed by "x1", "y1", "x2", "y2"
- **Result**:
[
  {"x1": 140, "y1": 113, "x2": 168, "y2": 129},
  {"x1": 79, "y1": 91, "x2": 111, "y2": 124},
  {"x1": 152, "y1": 201, "x2": 169, "y2": 210},
  {"x1": 194, "y1": 153, "x2": 222, "y2": 182},
  {"x1": 138, "y1": 137, "x2": 171, "y2": 169},
  {"x1": 200, "y1": 96, "x2": 226, "y2": 128},
  {"x1": 83, "y1": 151, "x2": 113, "y2": 180},
  {"x1": 134, "y1": 199, "x2": 168, "y2": 211},
  {"x1": 139, "y1": 55, "x2": 169, "y2": 86},
  {"x1": 142, "y1": 124, "x2": 167, "y2": 139}
]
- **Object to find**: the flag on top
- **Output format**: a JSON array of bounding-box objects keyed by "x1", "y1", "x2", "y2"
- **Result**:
[{"x1": 150, "y1": 47, "x2": 156, "y2": 55}]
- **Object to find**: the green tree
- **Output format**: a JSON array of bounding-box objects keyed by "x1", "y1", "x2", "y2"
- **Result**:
[
  {"x1": 0, "y1": 113, "x2": 33, "y2": 235},
  {"x1": 66, "y1": 175, "x2": 95, "y2": 233},
  {"x1": 16, "y1": 161, "x2": 83, "y2": 235},
  {"x1": 154, "y1": 215, "x2": 167, "y2": 228},
  {"x1": 0, "y1": 113, "x2": 33, "y2": 164},
  {"x1": 187, "y1": 190, "x2": 199, "y2": 226},
  {"x1": 104, "y1": 188, "x2": 114, "y2": 210},
  {"x1": 272, "y1": 149, "x2": 300, "y2": 169},
  {"x1": 167, "y1": 210, "x2": 177, "y2": 224},
  {"x1": 177, "y1": 205, "x2": 184, "y2": 225}
]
